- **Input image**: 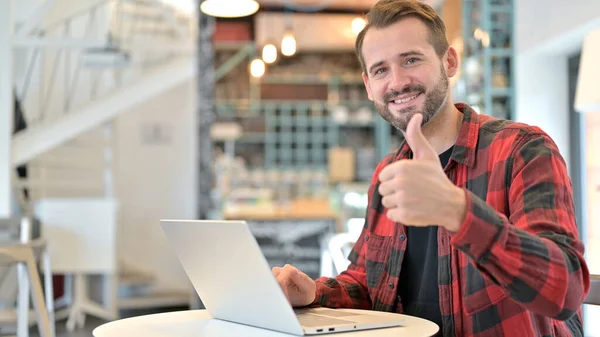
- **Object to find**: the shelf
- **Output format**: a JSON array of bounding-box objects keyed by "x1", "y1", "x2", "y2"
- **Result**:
[
  {"x1": 238, "y1": 132, "x2": 265, "y2": 143},
  {"x1": 468, "y1": 44, "x2": 511, "y2": 60},
  {"x1": 489, "y1": 48, "x2": 513, "y2": 57},
  {"x1": 261, "y1": 74, "x2": 364, "y2": 85},
  {"x1": 490, "y1": 4, "x2": 512, "y2": 13},
  {"x1": 461, "y1": 0, "x2": 514, "y2": 120},
  {"x1": 490, "y1": 87, "x2": 512, "y2": 97},
  {"x1": 215, "y1": 41, "x2": 254, "y2": 51},
  {"x1": 335, "y1": 121, "x2": 375, "y2": 128}
]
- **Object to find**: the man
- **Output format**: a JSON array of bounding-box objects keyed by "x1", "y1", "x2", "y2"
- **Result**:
[{"x1": 272, "y1": 0, "x2": 590, "y2": 336}]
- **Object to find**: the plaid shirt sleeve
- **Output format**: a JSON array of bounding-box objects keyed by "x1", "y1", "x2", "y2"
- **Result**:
[
  {"x1": 311, "y1": 234, "x2": 372, "y2": 309},
  {"x1": 310, "y1": 157, "x2": 394, "y2": 309},
  {"x1": 450, "y1": 129, "x2": 590, "y2": 320}
]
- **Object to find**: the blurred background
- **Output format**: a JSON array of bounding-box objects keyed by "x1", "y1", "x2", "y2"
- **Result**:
[{"x1": 0, "y1": 0, "x2": 599, "y2": 336}]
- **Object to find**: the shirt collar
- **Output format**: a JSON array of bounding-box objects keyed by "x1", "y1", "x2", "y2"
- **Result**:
[{"x1": 391, "y1": 103, "x2": 480, "y2": 168}]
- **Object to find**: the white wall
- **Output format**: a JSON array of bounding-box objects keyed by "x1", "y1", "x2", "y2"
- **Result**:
[
  {"x1": 514, "y1": 54, "x2": 570, "y2": 168},
  {"x1": 1, "y1": 1, "x2": 13, "y2": 218},
  {"x1": 514, "y1": 0, "x2": 600, "y2": 170},
  {"x1": 516, "y1": 0, "x2": 600, "y2": 55},
  {"x1": 26, "y1": 74, "x2": 198, "y2": 293},
  {"x1": 115, "y1": 79, "x2": 197, "y2": 290},
  {"x1": 13, "y1": 0, "x2": 111, "y2": 125},
  {"x1": 11, "y1": 0, "x2": 198, "y2": 292},
  {"x1": 514, "y1": 1, "x2": 600, "y2": 335}
]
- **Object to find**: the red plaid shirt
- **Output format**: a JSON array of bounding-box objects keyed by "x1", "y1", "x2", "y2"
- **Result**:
[{"x1": 314, "y1": 104, "x2": 590, "y2": 336}]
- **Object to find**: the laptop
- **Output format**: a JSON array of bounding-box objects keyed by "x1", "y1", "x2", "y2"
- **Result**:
[{"x1": 159, "y1": 219, "x2": 405, "y2": 335}]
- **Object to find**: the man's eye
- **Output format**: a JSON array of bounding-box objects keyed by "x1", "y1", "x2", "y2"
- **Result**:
[
  {"x1": 374, "y1": 68, "x2": 387, "y2": 75},
  {"x1": 406, "y1": 58, "x2": 420, "y2": 65}
]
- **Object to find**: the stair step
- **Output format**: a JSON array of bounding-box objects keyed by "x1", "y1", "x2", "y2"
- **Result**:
[
  {"x1": 0, "y1": 308, "x2": 37, "y2": 325},
  {"x1": 121, "y1": 0, "x2": 154, "y2": 6},
  {"x1": 11, "y1": 57, "x2": 195, "y2": 167},
  {"x1": 118, "y1": 290, "x2": 190, "y2": 309},
  {"x1": 132, "y1": 28, "x2": 177, "y2": 36},
  {"x1": 119, "y1": 270, "x2": 155, "y2": 287}
]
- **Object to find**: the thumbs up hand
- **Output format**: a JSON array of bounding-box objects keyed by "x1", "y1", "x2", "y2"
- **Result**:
[
  {"x1": 378, "y1": 113, "x2": 466, "y2": 232},
  {"x1": 404, "y1": 113, "x2": 440, "y2": 162}
]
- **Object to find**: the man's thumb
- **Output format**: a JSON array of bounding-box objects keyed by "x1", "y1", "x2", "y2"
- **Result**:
[{"x1": 405, "y1": 113, "x2": 437, "y2": 161}]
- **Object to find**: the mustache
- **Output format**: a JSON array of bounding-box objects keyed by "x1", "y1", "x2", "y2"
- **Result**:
[{"x1": 384, "y1": 85, "x2": 426, "y2": 102}]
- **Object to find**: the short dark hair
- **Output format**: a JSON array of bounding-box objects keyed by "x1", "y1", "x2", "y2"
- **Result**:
[{"x1": 355, "y1": 0, "x2": 449, "y2": 75}]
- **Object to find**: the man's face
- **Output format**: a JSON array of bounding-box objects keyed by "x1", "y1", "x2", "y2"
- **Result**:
[{"x1": 361, "y1": 18, "x2": 450, "y2": 131}]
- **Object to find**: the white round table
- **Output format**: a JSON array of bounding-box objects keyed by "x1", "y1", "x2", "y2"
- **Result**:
[{"x1": 93, "y1": 309, "x2": 439, "y2": 337}]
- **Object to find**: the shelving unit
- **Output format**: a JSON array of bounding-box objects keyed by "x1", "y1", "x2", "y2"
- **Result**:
[
  {"x1": 217, "y1": 103, "x2": 393, "y2": 173},
  {"x1": 264, "y1": 101, "x2": 338, "y2": 170},
  {"x1": 211, "y1": 46, "x2": 400, "y2": 187},
  {"x1": 461, "y1": 0, "x2": 515, "y2": 119}
]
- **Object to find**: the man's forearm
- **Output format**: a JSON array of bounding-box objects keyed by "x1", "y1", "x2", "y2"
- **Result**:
[{"x1": 313, "y1": 269, "x2": 372, "y2": 309}]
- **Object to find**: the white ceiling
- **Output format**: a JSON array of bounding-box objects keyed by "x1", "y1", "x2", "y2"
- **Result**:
[
  {"x1": 256, "y1": 0, "x2": 444, "y2": 10},
  {"x1": 255, "y1": 13, "x2": 359, "y2": 51},
  {"x1": 253, "y1": 0, "x2": 446, "y2": 52},
  {"x1": 164, "y1": 0, "x2": 445, "y2": 15}
]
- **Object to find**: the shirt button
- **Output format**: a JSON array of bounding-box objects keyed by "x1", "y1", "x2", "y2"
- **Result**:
[
  {"x1": 365, "y1": 235, "x2": 369, "y2": 242},
  {"x1": 388, "y1": 282, "x2": 395, "y2": 289},
  {"x1": 399, "y1": 234, "x2": 406, "y2": 241}
]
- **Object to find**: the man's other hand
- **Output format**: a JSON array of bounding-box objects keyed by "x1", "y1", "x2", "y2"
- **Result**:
[{"x1": 272, "y1": 264, "x2": 316, "y2": 307}]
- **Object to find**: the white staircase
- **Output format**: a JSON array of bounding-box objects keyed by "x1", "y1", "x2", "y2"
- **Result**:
[
  {"x1": 12, "y1": 0, "x2": 197, "y2": 167},
  {"x1": 12, "y1": 56, "x2": 195, "y2": 167},
  {"x1": 8, "y1": 0, "x2": 198, "y2": 330}
]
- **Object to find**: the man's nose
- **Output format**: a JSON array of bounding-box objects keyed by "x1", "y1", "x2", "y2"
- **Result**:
[{"x1": 388, "y1": 66, "x2": 411, "y2": 93}]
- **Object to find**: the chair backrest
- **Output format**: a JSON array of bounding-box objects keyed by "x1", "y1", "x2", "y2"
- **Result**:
[
  {"x1": 0, "y1": 238, "x2": 47, "y2": 260},
  {"x1": 585, "y1": 274, "x2": 600, "y2": 306},
  {"x1": 0, "y1": 217, "x2": 35, "y2": 308},
  {"x1": 0, "y1": 243, "x2": 39, "y2": 265},
  {"x1": 0, "y1": 218, "x2": 21, "y2": 242},
  {"x1": 327, "y1": 233, "x2": 357, "y2": 275}
]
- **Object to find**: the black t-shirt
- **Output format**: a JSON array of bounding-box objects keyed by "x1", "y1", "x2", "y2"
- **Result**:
[{"x1": 396, "y1": 145, "x2": 453, "y2": 334}]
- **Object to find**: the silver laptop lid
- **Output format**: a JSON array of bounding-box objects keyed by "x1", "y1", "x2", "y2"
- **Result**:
[{"x1": 160, "y1": 219, "x2": 304, "y2": 335}]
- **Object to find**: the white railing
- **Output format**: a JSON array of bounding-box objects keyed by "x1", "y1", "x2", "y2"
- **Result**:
[
  {"x1": 13, "y1": 0, "x2": 196, "y2": 129},
  {"x1": 7, "y1": 1, "x2": 198, "y2": 329}
]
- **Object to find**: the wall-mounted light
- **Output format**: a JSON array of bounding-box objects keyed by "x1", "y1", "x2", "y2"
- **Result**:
[
  {"x1": 262, "y1": 43, "x2": 278, "y2": 64},
  {"x1": 281, "y1": 31, "x2": 296, "y2": 57},
  {"x1": 473, "y1": 27, "x2": 490, "y2": 48},
  {"x1": 200, "y1": 0, "x2": 259, "y2": 18},
  {"x1": 250, "y1": 58, "x2": 266, "y2": 78},
  {"x1": 352, "y1": 17, "x2": 366, "y2": 35},
  {"x1": 575, "y1": 28, "x2": 600, "y2": 113},
  {"x1": 164, "y1": 0, "x2": 196, "y2": 14}
]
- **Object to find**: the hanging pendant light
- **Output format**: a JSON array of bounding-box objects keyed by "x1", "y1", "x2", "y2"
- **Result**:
[
  {"x1": 281, "y1": 30, "x2": 296, "y2": 57},
  {"x1": 262, "y1": 43, "x2": 278, "y2": 64},
  {"x1": 200, "y1": 0, "x2": 260, "y2": 18},
  {"x1": 352, "y1": 17, "x2": 366, "y2": 35},
  {"x1": 249, "y1": 58, "x2": 266, "y2": 78}
]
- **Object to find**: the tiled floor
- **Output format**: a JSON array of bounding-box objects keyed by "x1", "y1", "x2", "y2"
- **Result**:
[
  {"x1": 25, "y1": 306, "x2": 190, "y2": 337},
  {"x1": 29, "y1": 316, "x2": 107, "y2": 337}
]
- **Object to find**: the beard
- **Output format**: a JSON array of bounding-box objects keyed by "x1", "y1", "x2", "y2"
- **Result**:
[{"x1": 374, "y1": 64, "x2": 449, "y2": 131}]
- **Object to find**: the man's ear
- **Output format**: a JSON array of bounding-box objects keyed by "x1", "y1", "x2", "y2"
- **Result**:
[
  {"x1": 362, "y1": 72, "x2": 373, "y2": 101},
  {"x1": 445, "y1": 47, "x2": 459, "y2": 78}
]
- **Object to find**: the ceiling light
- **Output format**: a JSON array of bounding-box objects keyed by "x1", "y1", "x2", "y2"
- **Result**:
[
  {"x1": 352, "y1": 17, "x2": 366, "y2": 35},
  {"x1": 262, "y1": 43, "x2": 277, "y2": 64},
  {"x1": 575, "y1": 28, "x2": 600, "y2": 113},
  {"x1": 200, "y1": 0, "x2": 259, "y2": 18},
  {"x1": 281, "y1": 32, "x2": 296, "y2": 57},
  {"x1": 250, "y1": 58, "x2": 265, "y2": 78}
]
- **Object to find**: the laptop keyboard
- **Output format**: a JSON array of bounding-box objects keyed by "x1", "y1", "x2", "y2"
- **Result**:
[{"x1": 295, "y1": 313, "x2": 356, "y2": 327}]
